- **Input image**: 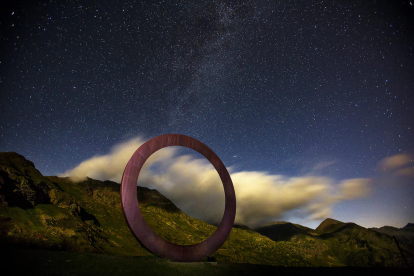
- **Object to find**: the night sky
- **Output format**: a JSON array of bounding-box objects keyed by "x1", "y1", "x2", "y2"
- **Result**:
[{"x1": 1, "y1": 0, "x2": 413, "y2": 229}]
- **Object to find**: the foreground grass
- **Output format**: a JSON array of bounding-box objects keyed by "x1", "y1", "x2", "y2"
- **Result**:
[{"x1": 2, "y1": 249, "x2": 413, "y2": 276}]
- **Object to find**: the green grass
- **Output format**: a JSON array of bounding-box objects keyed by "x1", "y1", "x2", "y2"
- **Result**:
[{"x1": 1, "y1": 152, "x2": 412, "y2": 268}]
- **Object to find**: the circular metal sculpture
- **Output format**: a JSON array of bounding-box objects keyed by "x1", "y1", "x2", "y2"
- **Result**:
[{"x1": 120, "y1": 134, "x2": 236, "y2": 262}]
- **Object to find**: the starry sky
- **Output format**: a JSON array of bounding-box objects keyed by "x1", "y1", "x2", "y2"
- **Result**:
[{"x1": 1, "y1": 0, "x2": 413, "y2": 229}]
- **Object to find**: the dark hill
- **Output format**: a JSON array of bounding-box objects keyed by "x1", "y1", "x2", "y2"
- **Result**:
[
  {"x1": 255, "y1": 222, "x2": 317, "y2": 242},
  {"x1": 370, "y1": 226, "x2": 403, "y2": 236},
  {"x1": 0, "y1": 152, "x2": 412, "y2": 267},
  {"x1": 403, "y1": 223, "x2": 414, "y2": 233},
  {"x1": 0, "y1": 152, "x2": 312, "y2": 266},
  {"x1": 317, "y1": 221, "x2": 412, "y2": 266},
  {"x1": 316, "y1": 218, "x2": 346, "y2": 234},
  {"x1": 255, "y1": 218, "x2": 412, "y2": 267},
  {"x1": 370, "y1": 224, "x2": 414, "y2": 251}
]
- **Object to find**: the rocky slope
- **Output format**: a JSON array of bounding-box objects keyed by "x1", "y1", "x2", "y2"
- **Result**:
[
  {"x1": 0, "y1": 152, "x2": 411, "y2": 267},
  {"x1": 0, "y1": 152, "x2": 309, "y2": 266},
  {"x1": 370, "y1": 224, "x2": 414, "y2": 257},
  {"x1": 255, "y1": 219, "x2": 414, "y2": 267}
]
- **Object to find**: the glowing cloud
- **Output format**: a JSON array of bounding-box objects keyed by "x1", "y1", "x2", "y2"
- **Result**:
[
  {"x1": 338, "y1": 178, "x2": 371, "y2": 199},
  {"x1": 62, "y1": 137, "x2": 372, "y2": 228},
  {"x1": 397, "y1": 167, "x2": 414, "y2": 177},
  {"x1": 379, "y1": 154, "x2": 412, "y2": 171},
  {"x1": 378, "y1": 153, "x2": 414, "y2": 180},
  {"x1": 60, "y1": 137, "x2": 177, "y2": 182}
]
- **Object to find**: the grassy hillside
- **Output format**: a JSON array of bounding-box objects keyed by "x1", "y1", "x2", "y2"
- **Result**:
[
  {"x1": 370, "y1": 225, "x2": 414, "y2": 244},
  {"x1": 0, "y1": 152, "x2": 411, "y2": 267},
  {"x1": 319, "y1": 222, "x2": 407, "y2": 266},
  {"x1": 0, "y1": 152, "x2": 310, "y2": 266}
]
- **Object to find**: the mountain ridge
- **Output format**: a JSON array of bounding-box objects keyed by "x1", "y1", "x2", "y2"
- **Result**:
[{"x1": 0, "y1": 152, "x2": 412, "y2": 267}]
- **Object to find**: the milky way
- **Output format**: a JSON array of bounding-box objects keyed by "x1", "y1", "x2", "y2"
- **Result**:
[{"x1": 1, "y1": 1, "x2": 413, "y2": 228}]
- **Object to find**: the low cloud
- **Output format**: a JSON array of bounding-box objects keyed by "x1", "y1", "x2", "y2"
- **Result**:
[
  {"x1": 397, "y1": 167, "x2": 414, "y2": 177},
  {"x1": 313, "y1": 160, "x2": 338, "y2": 171},
  {"x1": 60, "y1": 137, "x2": 176, "y2": 182},
  {"x1": 338, "y1": 178, "x2": 371, "y2": 199},
  {"x1": 378, "y1": 153, "x2": 414, "y2": 180},
  {"x1": 380, "y1": 154, "x2": 412, "y2": 171},
  {"x1": 62, "y1": 136, "x2": 372, "y2": 228}
]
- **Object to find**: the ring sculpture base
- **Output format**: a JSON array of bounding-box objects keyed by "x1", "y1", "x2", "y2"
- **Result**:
[{"x1": 120, "y1": 134, "x2": 236, "y2": 262}]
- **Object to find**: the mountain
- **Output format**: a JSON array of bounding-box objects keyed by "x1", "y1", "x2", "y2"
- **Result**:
[
  {"x1": 0, "y1": 152, "x2": 412, "y2": 268},
  {"x1": 255, "y1": 221, "x2": 317, "y2": 242},
  {"x1": 316, "y1": 218, "x2": 346, "y2": 234},
  {"x1": 0, "y1": 152, "x2": 310, "y2": 266},
  {"x1": 370, "y1": 224, "x2": 414, "y2": 252},
  {"x1": 403, "y1": 223, "x2": 414, "y2": 232},
  {"x1": 317, "y1": 220, "x2": 411, "y2": 266},
  {"x1": 255, "y1": 218, "x2": 414, "y2": 267}
]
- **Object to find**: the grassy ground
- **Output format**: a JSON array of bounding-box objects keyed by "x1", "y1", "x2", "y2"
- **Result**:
[{"x1": 2, "y1": 248, "x2": 413, "y2": 276}]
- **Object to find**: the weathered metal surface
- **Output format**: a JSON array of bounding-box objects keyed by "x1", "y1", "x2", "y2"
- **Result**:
[{"x1": 120, "y1": 134, "x2": 236, "y2": 262}]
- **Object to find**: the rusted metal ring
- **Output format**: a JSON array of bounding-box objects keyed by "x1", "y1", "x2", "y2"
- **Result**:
[{"x1": 120, "y1": 134, "x2": 236, "y2": 262}]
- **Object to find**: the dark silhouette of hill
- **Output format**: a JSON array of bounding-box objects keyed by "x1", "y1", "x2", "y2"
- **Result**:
[
  {"x1": 254, "y1": 217, "x2": 414, "y2": 267},
  {"x1": 255, "y1": 221, "x2": 317, "y2": 242},
  {"x1": 404, "y1": 223, "x2": 414, "y2": 231},
  {"x1": 370, "y1": 224, "x2": 414, "y2": 238},
  {"x1": 370, "y1": 224, "x2": 414, "y2": 253},
  {"x1": 316, "y1": 218, "x2": 346, "y2": 234}
]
